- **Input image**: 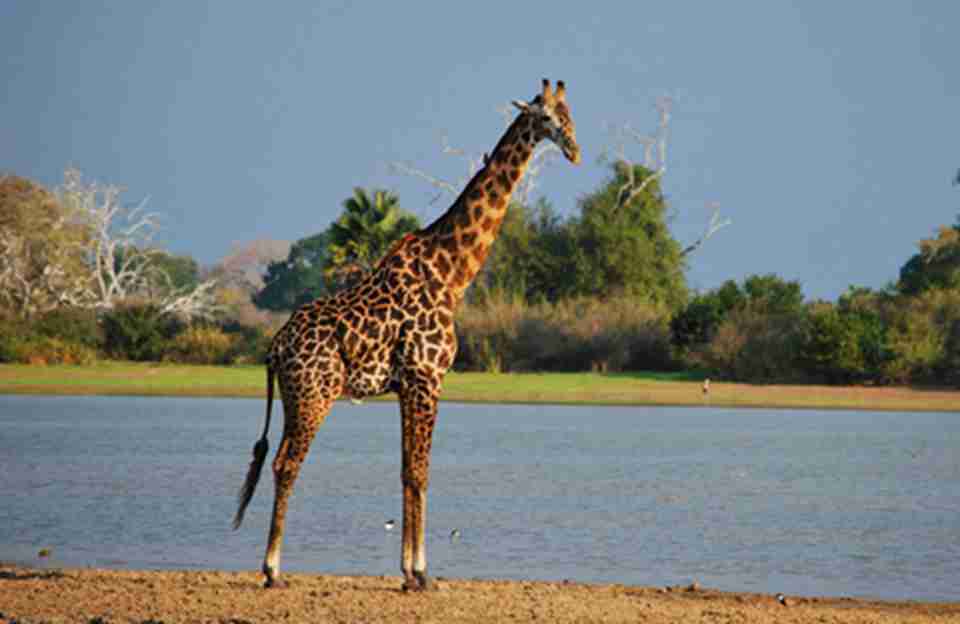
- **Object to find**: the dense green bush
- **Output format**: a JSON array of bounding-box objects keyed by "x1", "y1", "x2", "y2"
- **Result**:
[
  {"x1": 797, "y1": 303, "x2": 892, "y2": 384},
  {"x1": 0, "y1": 312, "x2": 31, "y2": 363},
  {"x1": 34, "y1": 307, "x2": 102, "y2": 349},
  {"x1": 100, "y1": 301, "x2": 183, "y2": 361},
  {"x1": 882, "y1": 289, "x2": 960, "y2": 385},
  {"x1": 220, "y1": 321, "x2": 274, "y2": 364},
  {"x1": 698, "y1": 307, "x2": 804, "y2": 383}
]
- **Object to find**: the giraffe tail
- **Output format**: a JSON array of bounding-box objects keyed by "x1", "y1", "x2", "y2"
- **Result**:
[{"x1": 232, "y1": 363, "x2": 275, "y2": 530}]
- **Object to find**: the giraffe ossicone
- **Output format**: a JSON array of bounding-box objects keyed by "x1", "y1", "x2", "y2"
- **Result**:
[{"x1": 233, "y1": 78, "x2": 580, "y2": 591}]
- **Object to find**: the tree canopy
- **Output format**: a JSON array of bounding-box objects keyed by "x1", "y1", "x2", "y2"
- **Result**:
[
  {"x1": 324, "y1": 188, "x2": 420, "y2": 290},
  {"x1": 254, "y1": 188, "x2": 421, "y2": 310},
  {"x1": 567, "y1": 162, "x2": 687, "y2": 307},
  {"x1": 254, "y1": 232, "x2": 333, "y2": 311},
  {"x1": 0, "y1": 174, "x2": 90, "y2": 317},
  {"x1": 898, "y1": 216, "x2": 960, "y2": 295}
]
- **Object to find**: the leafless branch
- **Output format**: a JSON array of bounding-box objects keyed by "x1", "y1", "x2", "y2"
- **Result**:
[
  {"x1": 57, "y1": 168, "x2": 222, "y2": 320},
  {"x1": 605, "y1": 96, "x2": 672, "y2": 212},
  {"x1": 158, "y1": 278, "x2": 222, "y2": 320},
  {"x1": 606, "y1": 97, "x2": 731, "y2": 256},
  {"x1": 680, "y1": 203, "x2": 733, "y2": 257},
  {"x1": 392, "y1": 105, "x2": 559, "y2": 208}
]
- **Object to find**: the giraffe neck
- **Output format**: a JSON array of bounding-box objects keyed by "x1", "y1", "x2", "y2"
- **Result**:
[{"x1": 420, "y1": 115, "x2": 539, "y2": 298}]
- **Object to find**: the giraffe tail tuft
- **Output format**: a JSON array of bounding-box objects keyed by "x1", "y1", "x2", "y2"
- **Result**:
[
  {"x1": 232, "y1": 364, "x2": 275, "y2": 530},
  {"x1": 233, "y1": 436, "x2": 269, "y2": 530}
]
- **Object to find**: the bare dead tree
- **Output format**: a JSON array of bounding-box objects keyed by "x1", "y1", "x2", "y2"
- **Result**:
[
  {"x1": 604, "y1": 97, "x2": 731, "y2": 257},
  {"x1": 57, "y1": 168, "x2": 222, "y2": 320}
]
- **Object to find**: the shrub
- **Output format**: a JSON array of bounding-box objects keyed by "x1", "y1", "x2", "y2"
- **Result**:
[
  {"x1": 455, "y1": 294, "x2": 676, "y2": 373},
  {"x1": 101, "y1": 301, "x2": 183, "y2": 361},
  {"x1": 164, "y1": 326, "x2": 236, "y2": 365},
  {"x1": 220, "y1": 320, "x2": 274, "y2": 365},
  {"x1": 34, "y1": 307, "x2": 102, "y2": 349},
  {"x1": 699, "y1": 307, "x2": 804, "y2": 383},
  {"x1": 0, "y1": 313, "x2": 32, "y2": 362},
  {"x1": 22, "y1": 336, "x2": 98, "y2": 365},
  {"x1": 881, "y1": 289, "x2": 960, "y2": 385},
  {"x1": 0, "y1": 335, "x2": 97, "y2": 365}
]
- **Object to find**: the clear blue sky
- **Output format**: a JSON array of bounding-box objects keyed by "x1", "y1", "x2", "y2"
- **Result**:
[{"x1": 2, "y1": 2, "x2": 957, "y2": 301}]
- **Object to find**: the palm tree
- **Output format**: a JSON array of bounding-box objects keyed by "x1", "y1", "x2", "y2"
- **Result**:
[{"x1": 324, "y1": 188, "x2": 420, "y2": 290}]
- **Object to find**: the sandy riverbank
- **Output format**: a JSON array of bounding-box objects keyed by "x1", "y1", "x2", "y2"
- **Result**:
[{"x1": 2, "y1": 566, "x2": 958, "y2": 623}]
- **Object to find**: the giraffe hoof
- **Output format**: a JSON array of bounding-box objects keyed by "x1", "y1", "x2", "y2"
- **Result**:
[
  {"x1": 262, "y1": 566, "x2": 287, "y2": 589},
  {"x1": 402, "y1": 572, "x2": 436, "y2": 592}
]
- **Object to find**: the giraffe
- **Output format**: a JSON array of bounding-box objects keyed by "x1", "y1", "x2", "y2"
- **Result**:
[{"x1": 233, "y1": 79, "x2": 580, "y2": 591}]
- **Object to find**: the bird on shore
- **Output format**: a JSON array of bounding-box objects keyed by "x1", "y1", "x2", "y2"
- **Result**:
[{"x1": 384, "y1": 519, "x2": 396, "y2": 531}]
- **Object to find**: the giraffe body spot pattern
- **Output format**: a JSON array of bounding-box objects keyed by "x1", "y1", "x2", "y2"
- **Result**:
[{"x1": 233, "y1": 79, "x2": 580, "y2": 592}]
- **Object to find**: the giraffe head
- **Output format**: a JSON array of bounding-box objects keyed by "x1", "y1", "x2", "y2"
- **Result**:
[{"x1": 513, "y1": 79, "x2": 581, "y2": 165}]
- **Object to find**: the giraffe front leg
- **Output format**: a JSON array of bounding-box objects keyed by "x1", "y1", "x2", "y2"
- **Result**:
[{"x1": 399, "y1": 385, "x2": 438, "y2": 592}]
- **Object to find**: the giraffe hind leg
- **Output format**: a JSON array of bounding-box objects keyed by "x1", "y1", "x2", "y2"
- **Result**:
[{"x1": 262, "y1": 395, "x2": 332, "y2": 588}]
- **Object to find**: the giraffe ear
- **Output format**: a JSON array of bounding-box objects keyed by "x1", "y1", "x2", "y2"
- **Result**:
[{"x1": 512, "y1": 100, "x2": 531, "y2": 112}]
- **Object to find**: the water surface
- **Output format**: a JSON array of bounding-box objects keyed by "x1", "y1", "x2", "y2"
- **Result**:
[{"x1": 1, "y1": 395, "x2": 957, "y2": 601}]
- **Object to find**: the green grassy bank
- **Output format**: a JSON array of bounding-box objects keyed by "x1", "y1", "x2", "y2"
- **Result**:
[{"x1": 1, "y1": 362, "x2": 957, "y2": 412}]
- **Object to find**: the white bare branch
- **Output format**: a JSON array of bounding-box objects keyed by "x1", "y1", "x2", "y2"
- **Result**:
[
  {"x1": 607, "y1": 97, "x2": 731, "y2": 257},
  {"x1": 56, "y1": 168, "x2": 221, "y2": 320},
  {"x1": 158, "y1": 278, "x2": 223, "y2": 320},
  {"x1": 389, "y1": 161, "x2": 459, "y2": 202},
  {"x1": 681, "y1": 203, "x2": 733, "y2": 257},
  {"x1": 606, "y1": 96, "x2": 671, "y2": 212},
  {"x1": 392, "y1": 104, "x2": 559, "y2": 209}
]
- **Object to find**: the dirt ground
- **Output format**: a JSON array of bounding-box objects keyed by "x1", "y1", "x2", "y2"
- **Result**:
[{"x1": 2, "y1": 566, "x2": 959, "y2": 624}]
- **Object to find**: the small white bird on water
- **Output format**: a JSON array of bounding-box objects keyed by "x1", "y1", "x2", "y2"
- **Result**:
[
  {"x1": 449, "y1": 528, "x2": 461, "y2": 540},
  {"x1": 384, "y1": 519, "x2": 396, "y2": 531}
]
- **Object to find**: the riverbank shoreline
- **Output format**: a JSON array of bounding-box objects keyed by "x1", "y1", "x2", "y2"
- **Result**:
[
  {"x1": 2, "y1": 362, "x2": 958, "y2": 412},
  {"x1": 2, "y1": 566, "x2": 958, "y2": 624}
]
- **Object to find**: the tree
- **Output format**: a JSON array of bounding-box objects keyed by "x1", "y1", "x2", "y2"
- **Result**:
[
  {"x1": 700, "y1": 305, "x2": 804, "y2": 382},
  {"x1": 55, "y1": 168, "x2": 221, "y2": 320},
  {"x1": 217, "y1": 239, "x2": 291, "y2": 294},
  {"x1": 0, "y1": 174, "x2": 91, "y2": 318},
  {"x1": 113, "y1": 246, "x2": 200, "y2": 296},
  {"x1": 883, "y1": 288, "x2": 960, "y2": 384},
  {"x1": 741, "y1": 273, "x2": 804, "y2": 314},
  {"x1": 604, "y1": 96, "x2": 731, "y2": 255},
  {"x1": 897, "y1": 216, "x2": 960, "y2": 295},
  {"x1": 569, "y1": 162, "x2": 688, "y2": 308},
  {"x1": 254, "y1": 231, "x2": 333, "y2": 311},
  {"x1": 672, "y1": 275, "x2": 802, "y2": 356},
  {"x1": 798, "y1": 301, "x2": 892, "y2": 384},
  {"x1": 324, "y1": 188, "x2": 420, "y2": 290},
  {"x1": 471, "y1": 198, "x2": 573, "y2": 303}
]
